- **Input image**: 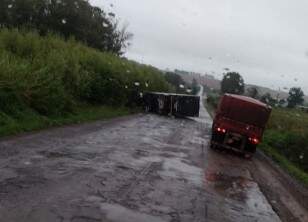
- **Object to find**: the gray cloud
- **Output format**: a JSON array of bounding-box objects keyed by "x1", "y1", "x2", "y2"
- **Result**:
[{"x1": 91, "y1": 0, "x2": 308, "y2": 93}]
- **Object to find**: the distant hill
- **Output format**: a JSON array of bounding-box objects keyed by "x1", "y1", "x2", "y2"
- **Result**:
[
  {"x1": 173, "y1": 69, "x2": 308, "y2": 102},
  {"x1": 245, "y1": 84, "x2": 288, "y2": 100},
  {"x1": 174, "y1": 70, "x2": 221, "y2": 91}
]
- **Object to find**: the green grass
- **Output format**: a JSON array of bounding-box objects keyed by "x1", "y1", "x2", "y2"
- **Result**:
[
  {"x1": 264, "y1": 108, "x2": 308, "y2": 171},
  {"x1": 0, "y1": 105, "x2": 134, "y2": 137},
  {"x1": 259, "y1": 143, "x2": 308, "y2": 187},
  {"x1": 260, "y1": 108, "x2": 308, "y2": 186},
  {"x1": 267, "y1": 108, "x2": 308, "y2": 133}
]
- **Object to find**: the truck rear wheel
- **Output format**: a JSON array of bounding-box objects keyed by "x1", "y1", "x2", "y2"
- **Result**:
[
  {"x1": 244, "y1": 153, "x2": 253, "y2": 159},
  {"x1": 210, "y1": 141, "x2": 215, "y2": 149},
  {"x1": 245, "y1": 144, "x2": 257, "y2": 154}
]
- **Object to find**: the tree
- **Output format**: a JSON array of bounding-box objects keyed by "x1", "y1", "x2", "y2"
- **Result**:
[
  {"x1": 260, "y1": 93, "x2": 277, "y2": 106},
  {"x1": 164, "y1": 72, "x2": 186, "y2": 93},
  {"x1": 191, "y1": 78, "x2": 199, "y2": 95},
  {"x1": 221, "y1": 72, "x2": 245, "y2": 95},
  {"x1": 247, "y1": 87, "x2": 259, "y2": 99},
  {"x1": 0, "y1": 0, "x2": 132, "y2": 55},
  {"x1": 287, "y1": 87, "x2": 304, "y2": 108}
]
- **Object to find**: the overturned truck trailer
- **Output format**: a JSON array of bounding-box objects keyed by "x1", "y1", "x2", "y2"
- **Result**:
[{"x1": 144, "y1": 92, "x2": 200, "y2": 117}]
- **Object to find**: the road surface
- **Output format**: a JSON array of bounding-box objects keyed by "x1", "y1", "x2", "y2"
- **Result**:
[{"x1": 0, "y1": 89, "x2": 306, "y2": 222}]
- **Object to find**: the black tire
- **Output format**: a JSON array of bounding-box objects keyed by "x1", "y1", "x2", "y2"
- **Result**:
[
  {"x1": 210, "y1": 142, "x2": 215, "y2": 149},
  {"x1": 244, "y1": 153, "x2": 253, "y2": 159},
  {"x1": 245, "y1": 144, "x2": 257, "y2": 153},
  {"x1": 210, "y1": 141, "x2": 219, "y2": 150}
]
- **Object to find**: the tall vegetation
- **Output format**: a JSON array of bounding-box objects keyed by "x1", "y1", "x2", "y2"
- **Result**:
[
  {"x1": 265, "y1": 109, "x2": 308, "y2": 170},
  {"x1": 164, "y1": 72, "x2": 189, "y2": 94},
  {"x1": 164, "y1": 72, "x2": 200, "y2": 95},
  {"x1": 221, "y1": 72, "x2": 245, "y2": 95},
  {"x1": 0, "y1": 29, "x2": 170, "y2": 118},
  {"x1": 0, "y1": 0, "x2": 131, "y2": 55},
  {"x1": 191, "y1": 78, "x2": 200, "y2": 95},
  {"x1": 261, "y1": 108, "x2": 308, "y2": 185},
  {"x1": 287, "y1": 87, "x2": 304, "y2": 108}
]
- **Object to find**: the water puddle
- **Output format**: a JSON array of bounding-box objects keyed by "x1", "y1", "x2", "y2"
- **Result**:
[
  {"x1": 205, "y1": 172, "x2": 253, "y2": 201},
  {"x1": 0, "y1": 168, "x2": 18, "y2": 182},
  {"x1": 205, "y1": 171, "x2": 281, "y2": 221},
  {"x1": 100, "y1": 203, "x2": 167, "y2": 222}
]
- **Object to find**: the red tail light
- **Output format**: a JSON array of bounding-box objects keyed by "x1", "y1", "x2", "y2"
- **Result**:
[
  {"x1": 249, "y1": 137, "x2": 259, "y2": 144},
  {"x1": 216, "y1": 127, "x2": 226, "y2": 133}
]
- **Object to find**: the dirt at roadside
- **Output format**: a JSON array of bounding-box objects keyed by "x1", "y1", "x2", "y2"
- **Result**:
[{"x1": 249, "y1": 152, "x2": 308, "y2": 222}]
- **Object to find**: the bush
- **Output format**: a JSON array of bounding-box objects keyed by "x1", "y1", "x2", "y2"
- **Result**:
[
  {"x1": 0, "y1": 28, "x2": 170, "y2": 117},
  {"x1": 206, "y1": 93, "x2": 220, "y2": 109}
]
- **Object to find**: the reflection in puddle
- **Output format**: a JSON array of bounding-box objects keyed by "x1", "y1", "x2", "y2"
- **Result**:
[
  {"x1": 100, "y1": 203, "x2": 167, "y2": 222},
  {"x1": 205, "y1": 171, "x2": 280, "y2": 221},
  {"x1": 205, "y1": 172, "x2": 254, "y2": 201}
]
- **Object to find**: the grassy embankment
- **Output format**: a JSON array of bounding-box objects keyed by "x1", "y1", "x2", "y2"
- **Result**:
[
  {"x1": 205, "y1": 94, "x2": 308, "y2": 187},
  {"x1": 262, "y1": 108, "x2": 308, "y2": 186},
  {"x1": 0, "y1": 29, "x2": 171, "y2": 137}
]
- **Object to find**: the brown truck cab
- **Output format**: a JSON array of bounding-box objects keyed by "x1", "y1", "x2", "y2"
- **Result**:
[{"x1": 210, "y1": 94, "x2": 272, "y2": 158}]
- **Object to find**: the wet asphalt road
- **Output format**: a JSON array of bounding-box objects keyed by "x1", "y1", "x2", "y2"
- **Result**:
[{"x1": 0, "y1": 94, "x2": 285, "y2": 221}]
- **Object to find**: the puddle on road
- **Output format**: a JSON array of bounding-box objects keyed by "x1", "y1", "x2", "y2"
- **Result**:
[
  {"x1": 100, "y1": 203, "x2": 167, "y2": 222},
  {"x1": 205, "y1": 171, "x2": 281, "y2": 221},
  {"x1": 39, "y1": 149, "x2": 97, "y2": 161},
  {"x1": 39, "y1": 150, "x2": 70, "y2": 158},
  {"x1": 134, "y1": 149, "x2": 150, "y2": 158},
  {"x1": 205, "y1": 172, "x2": 253, "y2": 201},
  {"x1": 0, "y1": 168, "x2": 18, "y2": 182}
]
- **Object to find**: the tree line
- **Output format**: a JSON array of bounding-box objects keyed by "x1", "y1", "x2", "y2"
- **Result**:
[
  {"x1": 0, "y1": 0, "x2": 132, "y2": 55},
  {"x1": 220, "y1": 72, "x2": 305, "y2": 108}
]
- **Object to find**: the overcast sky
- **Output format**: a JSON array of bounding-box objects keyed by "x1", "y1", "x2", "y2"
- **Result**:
[{"x1": 91, "y1": 0, "x2": 308, "y2": 93}]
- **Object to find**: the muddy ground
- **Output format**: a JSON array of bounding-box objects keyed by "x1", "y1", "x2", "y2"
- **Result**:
[{"x1": 0, "y1": 96, "x2": 307, "y2": 222}]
